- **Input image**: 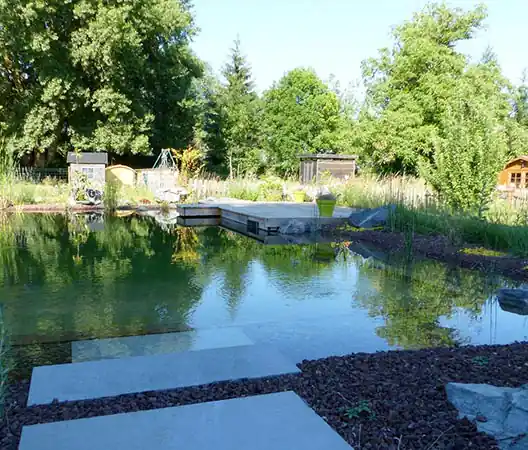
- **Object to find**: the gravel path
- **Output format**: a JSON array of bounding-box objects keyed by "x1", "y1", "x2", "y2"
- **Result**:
[{"x1": 3, "y1": 343, "x2": 528, "y2": 450}]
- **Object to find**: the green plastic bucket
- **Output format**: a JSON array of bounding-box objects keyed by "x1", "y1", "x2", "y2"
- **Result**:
[{"x1": 317, "y1": 199, "x2": 336, "y2": 217}]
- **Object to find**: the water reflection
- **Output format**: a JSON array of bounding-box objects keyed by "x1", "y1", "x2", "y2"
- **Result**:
[{"x1": 0, "y1": 213, "x2": 525, "y2": 375}]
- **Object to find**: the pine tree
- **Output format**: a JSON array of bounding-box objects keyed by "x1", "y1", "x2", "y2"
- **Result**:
[{"x1": 219, "y1": 38, "x2": 261, "y2": 177}]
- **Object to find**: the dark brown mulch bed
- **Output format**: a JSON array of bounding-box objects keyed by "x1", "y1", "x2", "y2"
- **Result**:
[
  {"x1": 3, "y1": 343, "x2": 528, "y2": 450},
  {"x1": 344, "y1": 229, "x2": 528, "y2": 281}
]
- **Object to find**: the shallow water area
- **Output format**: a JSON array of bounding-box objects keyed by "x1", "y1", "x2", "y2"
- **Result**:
[{"x1": 1, "y1": 213, "x2": 526, "y2": 378}]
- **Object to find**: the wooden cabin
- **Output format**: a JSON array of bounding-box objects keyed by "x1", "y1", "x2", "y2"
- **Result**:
[
  {"x1": 299, "y1": 154, "x2": 357, "y2": 184},
  {"x1": 498, "y1": 156, "x2": 528, "y2": 188},
  {"x1": 67, "y1": 152, "x2": 108, "y2": 185}
]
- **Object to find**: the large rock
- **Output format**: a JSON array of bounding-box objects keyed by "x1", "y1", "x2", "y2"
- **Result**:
[
  {"x1": 155, "y1": 187, "x2": 189, "y2": 204},
  {"x1": 279, "y1": 219, "x2": 308, "y2": 235},
  {"x1": 446, "y1": 383, "x2": 528, "y2": 449},
  {"x1": 497, "y1": 288, "x2": 528, "y2": 316},
  {"x1": 348, "y1": 204, "x2": 396, "y2": 229}
]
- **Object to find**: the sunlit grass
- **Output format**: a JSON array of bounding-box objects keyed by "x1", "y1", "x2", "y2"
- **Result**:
[
  {"x1": 0, "y1": 179, "x2": 70, "y2": 205},
  {"x1": 460, "y1": 247, "x2": 508, "y2": 257}
]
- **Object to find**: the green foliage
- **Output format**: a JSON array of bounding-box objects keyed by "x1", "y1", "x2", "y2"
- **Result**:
[
  {"x1": 171, "y1": 146, "x2": 205, "y2": 180},
  {"x1": 217, "y1": 39, "x2": 262, "y2": 177},
  {"x1": 0, "y1": 0, "x2": 202, "y2": 163},
  {"x1": 344, "y1": 400, "x2": 376, "y2": 420},
  {"x1": 359, "y1": 3, "x2": 513, "y2": 186},
  {"x1": 472, "y1": 355, "x2": 489, "y2": 366},
  {"x1": 419, "y1": 80, "x2": 508, "y2": 213},
  {"x1": 460, "y1": 247, "x2": 507, "y2": 257},
  {"x1": 261, "y1": 68, "x2": 350, "y2": 177},
  {"x1": 104, "y1": 181, "x2": 120, "y2": 212}
]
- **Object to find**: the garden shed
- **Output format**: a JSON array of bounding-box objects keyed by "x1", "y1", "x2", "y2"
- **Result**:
[
  {"x1": 67, "y1": 152, "x2": 108, "y2": 185},
  {"x1": 498, "y1": 156, "x2": 528, "y2": 189},
  {"x1": 299, "y1": 154, "x2": 357, "y2": 184}
]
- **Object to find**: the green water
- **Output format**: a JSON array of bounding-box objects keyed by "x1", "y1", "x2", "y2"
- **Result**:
[{"x1": 0, "y1": 213, "x2": 526, "y2": 377}]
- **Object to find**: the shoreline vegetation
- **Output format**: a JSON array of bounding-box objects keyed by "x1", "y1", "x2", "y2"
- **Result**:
[{"x1": 2, "y1": 174, "x2": 528, "y2": 280}]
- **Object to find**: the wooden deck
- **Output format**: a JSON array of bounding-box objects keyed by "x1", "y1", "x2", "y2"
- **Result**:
[{"x1": 176, "y1": 201, "x2": 354, "y2": 234}]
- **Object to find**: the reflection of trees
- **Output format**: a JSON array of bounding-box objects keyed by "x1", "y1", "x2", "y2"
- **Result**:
[
  {"x1": 198, "y1": 230, "x2": 340, "y2": 314},
  {"x1": 171, "y1": 228, "x2": 201, "y2": 266},
  {"x1": 355, "y1": 256, "x2": 502, "y2": 349},
  {"x1": 0, "y1": 214, "x2": 204, "y2": 349},
  {"x1": 0, "y1": 213, "x2": 507, "y2": 362}
]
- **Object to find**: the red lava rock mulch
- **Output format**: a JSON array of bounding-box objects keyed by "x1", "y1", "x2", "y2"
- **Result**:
[{"x1": 3, "y1": 343, "x2": 528, "y2": 449}]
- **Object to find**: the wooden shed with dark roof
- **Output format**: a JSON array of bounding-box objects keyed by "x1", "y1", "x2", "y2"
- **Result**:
[
  {"x1": 498, "y1": 156, "x2": 528, "y2": 188},
  {"x1": 67, "y1": 152, "x2": 108, "y2": 185},
  {"x1": 299, "y1": 154, "x2": 357, "y2": 184}
]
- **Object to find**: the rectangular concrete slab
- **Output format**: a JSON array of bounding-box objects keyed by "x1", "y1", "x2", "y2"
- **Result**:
[
  {"x1": 19, "y1": 392, "x2": 353, "y2": 450},
  {"x1": 28, "y1": 344, "x2": 299, "y2": 406},
  {"x1": 72, "y1": 327, "x2": 253, "y2": 362}
]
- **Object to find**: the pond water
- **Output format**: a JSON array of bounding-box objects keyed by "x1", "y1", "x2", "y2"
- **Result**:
[{"x1": 1, "y1": 213, "x2": 527, "y2": 378}]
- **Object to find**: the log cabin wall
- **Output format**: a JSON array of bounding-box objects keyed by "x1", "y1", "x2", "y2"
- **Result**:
[{"x1": 498, "y1": 158, "x2": 528, "y2": 188}]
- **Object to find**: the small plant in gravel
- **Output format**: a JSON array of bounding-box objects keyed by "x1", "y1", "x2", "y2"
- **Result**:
[
  {"x1": 472, "y1": 355, "x2": 489, "y2": 366},
  {"x1": 344, "y1": 400, "x2": 376, "y2": 420}
]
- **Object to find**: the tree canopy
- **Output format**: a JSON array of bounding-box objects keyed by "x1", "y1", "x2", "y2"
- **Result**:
[
  {"x1": 261, "y1": 68, "x2": 348, "y2": 177},
  {"x1": 0, "y1": 0, "x2": 202, "y2": 165},
  {"x1": 2, "y1": 1, "x2": 528, "y2": 213},
  {"x1": 218, "y1": 38, "x2": 261, "y2": 177}
]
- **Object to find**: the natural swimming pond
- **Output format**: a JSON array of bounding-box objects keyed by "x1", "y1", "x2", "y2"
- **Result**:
[{"x1": 1, "y1": 213, "x2": 527, "y2": 378}]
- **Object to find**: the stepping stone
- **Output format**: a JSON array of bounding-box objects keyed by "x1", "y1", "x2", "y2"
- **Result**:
[
  {"x1": 19, "y1": 392, "x2": 353, "y2": 450},
  {"x1": 72, "y1": 327, "x2": 253, "y2": 362},
  {"x1": 28, "y1": 344, "x2": 299, "y2": 406}
]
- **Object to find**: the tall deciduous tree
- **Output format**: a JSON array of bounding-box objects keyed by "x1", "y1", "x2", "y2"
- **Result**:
[
  {"x1": 420, "y1": 81, "x2": 508, "y2": 213},
  {"x1": 261, "y1": 68, "x2": 347, "y2": 177},
  {"x1": 219, "y1": 38, "x2": 261, "y2": 177},
  {"x1": 360, "y1": 4, "x2": 491, "y2": 174},
  {"x1": 0, "y1": 0, "x2": 202, "y2": 166}
]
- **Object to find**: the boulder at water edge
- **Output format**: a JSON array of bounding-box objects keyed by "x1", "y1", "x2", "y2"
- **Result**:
[
  {"x1": 446, "y1": 382, "x2": 528, "y2": 449},
  {"x1": 348, "y1": 204, "x2": 396, "y2": 229},
  {"x1": 155, "y1": 187, "x2": 189, "y2": 204},
  {"x1": 497, "y1": 288, "x2": 528, "y2": 316}
]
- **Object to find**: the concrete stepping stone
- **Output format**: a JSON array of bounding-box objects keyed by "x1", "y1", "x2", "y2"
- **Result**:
[
  {"x1": 72, "y1": 327, "x2": 253, "y2": 362},
  {"x1": 20, "y1": 392, "x2": 353, "y2": 450},
  {"x1": 28, "y1": 344, "x2": 299, "y2": 406}
]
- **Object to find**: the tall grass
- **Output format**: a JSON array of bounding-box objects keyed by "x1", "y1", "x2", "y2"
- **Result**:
[
  {"x1": 0, "y1": 166, "x2": 69, "y2": 206},
  {"x1": 392, "y1": 204, "x2": 528, "y2": 256},
  {"x1": 331, "y1": 176, "x2": 528, "y2": 256}
]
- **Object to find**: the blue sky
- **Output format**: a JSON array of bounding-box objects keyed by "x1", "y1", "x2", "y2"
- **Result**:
[{"x1": 191, "y1": 0, "x2": 527, "y2": 92}]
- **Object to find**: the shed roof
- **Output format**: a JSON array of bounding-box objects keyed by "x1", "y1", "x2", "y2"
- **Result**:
[
  {"x1": 504, "y1": 156, "x2": 528, "y2": 167},
  {"x1": 299, "y1": 154, "x2": 357, "y2": 161},
  {"x1": 67, "y1": 152, "x2": 108, "y2": 165}
]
